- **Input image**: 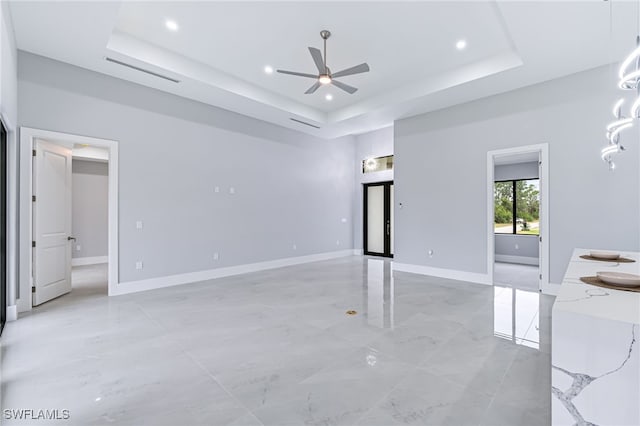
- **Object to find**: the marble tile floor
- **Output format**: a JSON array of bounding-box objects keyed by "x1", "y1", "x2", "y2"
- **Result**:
[
  {"x1": 1, "y1": 257, "x2": 554, "y2": 425},
  {"x1": 493, "y1": 262, "x2": 540, "y2": 292}
]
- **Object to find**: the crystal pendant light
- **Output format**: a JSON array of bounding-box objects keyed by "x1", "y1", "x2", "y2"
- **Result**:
[{"x1": 602, "y1": 16, "x2": 640, "y2": 169}]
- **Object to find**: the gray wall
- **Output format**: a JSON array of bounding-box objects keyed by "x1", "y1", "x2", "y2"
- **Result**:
[
  {"x1": 495, "y1": 235, "x2": 538, "y2": 261},
  {"x1": 494, "y1": 161, "x2": 539, "y2": 261},
  {"x1": 18, "y1": 52, "x2": 355, "y2": 284},
  {"x1": 353, "y1": 126, "x2": 394, "y2": 250},
  {"x1": 72, "y1": 159, "x2": 108, "y2": 259},
  {"x1": 395, "y1": 64, "x2": 640, "y2": 285}
]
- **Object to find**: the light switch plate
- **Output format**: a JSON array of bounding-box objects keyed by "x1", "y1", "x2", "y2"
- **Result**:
[
  {"x1": 229, "y1": 187, "x2": 235, "y2": 194},
  {"x1": 136, "y1": 221, "x2": 143, "y2": 230},
  {"x1": 214, "y1": 186, "x2": 220, "y2": 193},
  {"x1": 213, "y1": 252, "x2": 219, "y2": 260},
  {"x1": 136, "y1": 261, "x2": 143, "y2": 270}
]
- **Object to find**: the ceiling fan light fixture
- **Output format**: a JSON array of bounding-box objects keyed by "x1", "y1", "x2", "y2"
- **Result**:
[
  {"x1": 165, "y1": 19, "x2": 179, "y2": 32},
  {"x1": 318, "y1": 74, "x2": 332, "y2": 85}
]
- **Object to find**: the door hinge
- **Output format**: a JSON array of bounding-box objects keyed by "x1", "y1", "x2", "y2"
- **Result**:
[
  {"x1": 32, "y1": 241, "x2": 36, "y2": 248},
  {"x1": 32, "y1": 195, "x2": 36, "y2": 202},
  {"x1": 32, "y1": 149, "x2": 36, "y2": 157},
  {"x1": 539, "y1": 274, "x2": 542, "y2": 280},
  {"x1": 539, "y1": 236, "x2": 542, "y2": 242},
  {"x1": 32, "y1": 286, "x2": 36, "y2": 293}
]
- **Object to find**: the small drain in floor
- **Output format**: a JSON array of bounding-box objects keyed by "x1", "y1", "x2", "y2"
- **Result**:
[{"x1": 346, "y1": 310, "x2": 357, "y2": 316}]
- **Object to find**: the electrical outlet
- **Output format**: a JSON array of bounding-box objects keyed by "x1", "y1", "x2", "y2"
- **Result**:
[
  {"x1": 76, "y1": 244, "x2": 81, "y2": 251},
  {"x1": 515, "y1": 244, "x2": 519, "y2": 250},
  {"x1": 214, "y1": 186, "x2": 220, "y2": 193},
  {"x1": 213, "y1": 252, "x2": 219, "y2": 260},
  {"x1": 293, "y1": 244, "x2": 297, "y2": 250},
  {"x1": 336, "y1": 240, "x2": 340, "y2": 246},
  {"x1": 229, "y1": 187, "x2": 235, "y2": 194},
  {"x1": 136, "y1": 221, "x2": 143, "y2": 230},
  {"x1": 135, "y1": 261, "x2": 143, "y2": 270}
]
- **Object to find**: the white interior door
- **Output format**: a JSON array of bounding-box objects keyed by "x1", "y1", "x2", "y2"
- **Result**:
[{"x1": 33, "y1": 139, "x2": 72, "y2": 306}]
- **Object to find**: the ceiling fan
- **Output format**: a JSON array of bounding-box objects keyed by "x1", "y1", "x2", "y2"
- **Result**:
[{"x1": 277, "y1": 30, "x2": 370, "y2": 95}]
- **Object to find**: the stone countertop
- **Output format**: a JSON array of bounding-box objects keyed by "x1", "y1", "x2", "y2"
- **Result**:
[{"x1": 553, "y1": 248, "x2": 640, "y2": 325}]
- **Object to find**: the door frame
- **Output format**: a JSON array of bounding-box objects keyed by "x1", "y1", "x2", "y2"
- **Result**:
[
  {"x1": 0, "y1": 119, "x2": 6, "y2": 334},
  {"x1": 486, "y1": 143, "x2": 549, "y2": 293},
  {"x1": 363, "y1": 181, "x2": 394, "y2": 258},
  {"x1": 18, "y1": 127, "x2": 119, "y2": 312}
]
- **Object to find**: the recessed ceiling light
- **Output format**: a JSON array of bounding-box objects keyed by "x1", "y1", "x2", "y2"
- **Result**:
[
  {"x1": 325, "y1": 94, "x2": 333, "y2": 101},
  {"x1": 264, "y1": 65, "x2": 274, "y2": 74},
  {"x1": 456, "y1": 39, "x2": 467, "y2": 50},
  {"x1": 165, "y1": 20, "x2": 179, "y2": 32}
]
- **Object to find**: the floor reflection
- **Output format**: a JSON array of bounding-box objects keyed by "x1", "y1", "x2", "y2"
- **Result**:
[
  {"x1": 494, "y1": 286, "x2": 540, "y2": 349},
  {"x1": 365, "y1": 258, "x2": 394, "y2": 329},
  {"x1": 364, "y1": 257, "x2": 544, "y2": 350}
]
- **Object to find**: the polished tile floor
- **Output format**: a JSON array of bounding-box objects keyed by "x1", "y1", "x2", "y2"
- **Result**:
[
  {"x1": 493, "y1": 262, "x2": 540, "y2": 292},
  {"x1": 1, "y1": 257, "x2": 554, "y2": 425}
]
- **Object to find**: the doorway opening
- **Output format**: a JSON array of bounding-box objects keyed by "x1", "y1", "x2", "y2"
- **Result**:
[
  {"x1": 18, "y1": 128, "x2": 118, "y2": 312},
  {"x1": 487, "y1": 144, "x2": 549, "y2": 293},
  {"x1": 70, "y1": 145, "x2": 110, "y2": 301},
  {"x1": 363, "y1": 181, "x2": 394, "y2": 258}
]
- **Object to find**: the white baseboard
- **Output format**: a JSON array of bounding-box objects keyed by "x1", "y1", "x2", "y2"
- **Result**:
[
  {"x1": 353, "y1": 249, "x2": 363, "y2": 255},
  {"x1": 111, "y1": 249, "x2": 355, "y2": 296},
  {"x1": 6, "y1": 305, "x2": 17, "y2": 321},
  {"x1": 495, "y1": 254, "x2": 539, "y2": 266},
  {"x1": 392, "y1": 262, "x2": 491, "y2": 286},
  {"x1": 72, "y1": 256, "x2": 108, "y2": 267}
]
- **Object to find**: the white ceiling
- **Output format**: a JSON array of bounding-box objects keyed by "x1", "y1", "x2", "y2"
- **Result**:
[{"x1": 8, "y1": 1, "x2": 640, "y2": 139}]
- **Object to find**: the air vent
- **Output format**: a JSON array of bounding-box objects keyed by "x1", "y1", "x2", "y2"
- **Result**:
[
  {"x1": 290, "y1": 118, "x2": 321, "y2": 129},
  {"x1": 104, "y1": 57, "x2": 180, "y2": 83}
]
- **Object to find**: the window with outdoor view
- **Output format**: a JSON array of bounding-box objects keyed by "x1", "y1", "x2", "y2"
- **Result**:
[{"x1": 494, "y1": 179, "x2": 539, "y2": 235}]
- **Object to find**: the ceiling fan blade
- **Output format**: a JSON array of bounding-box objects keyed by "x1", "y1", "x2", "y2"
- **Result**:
[
  {"x1": 331, "y1": 79, "x2": 358, "y2": 94},
  {"x1": 305, "y1": 81, "x2": 321, "y2": 94},
  {"x1": 308, "y1": 47, "x2": 325, "y2": 73},
  {"x1": 331, "y1": 63, "x2": 370, "y2": 79},
  {"x1": 277, "y1": 69, "x2": 318, "y2": 79}
]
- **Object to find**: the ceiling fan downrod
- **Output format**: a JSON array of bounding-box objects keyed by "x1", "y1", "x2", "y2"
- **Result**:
[{"x1": 320, "y1": 30, "x2": 331, "y2": 73}]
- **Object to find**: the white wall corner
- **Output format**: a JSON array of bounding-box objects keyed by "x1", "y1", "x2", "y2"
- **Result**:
[
  {"x1": 111, "y1": 249, "x2": 355, "y2": 296},
  {"x1": 391, "y1": 262, "x2": 491, "y2": 286},
  {"x1": 6, "y1": 305, "x2": 17, "y2": 321},
  {"x1": 541, "y1": 282, "x2": 560, "y2": 296}
]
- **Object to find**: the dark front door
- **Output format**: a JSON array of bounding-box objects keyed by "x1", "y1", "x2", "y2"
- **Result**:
[{"x1": 363, "y1": 181, "x2": 393, "y2": 257}]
